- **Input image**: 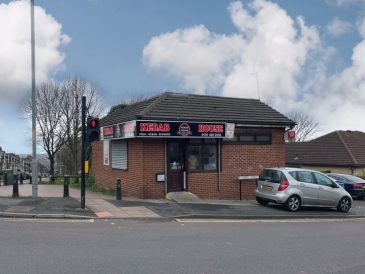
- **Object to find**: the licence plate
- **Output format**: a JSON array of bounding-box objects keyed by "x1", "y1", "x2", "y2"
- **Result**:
[{"x1": 262, "y1": 185, "x2": 273, "y2": 191}]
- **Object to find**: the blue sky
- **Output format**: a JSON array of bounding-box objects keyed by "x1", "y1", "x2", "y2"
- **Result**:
[{"x1": 0, "y1": 0, "x2": 365, "y2": 154}]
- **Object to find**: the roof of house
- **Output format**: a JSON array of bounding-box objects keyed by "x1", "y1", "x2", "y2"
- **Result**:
[
  {"x1": 286, "y1": 130, "x2": 365, "y2": 167},
  {"x1": 101, "y1": 92, "x2": 295, "y2": 127}
]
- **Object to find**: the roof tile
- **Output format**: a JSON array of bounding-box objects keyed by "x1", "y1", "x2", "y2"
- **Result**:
[
  {"x1": 286, "y1": 130, "x2": 365, "y2": 166},
  {"x1": 101, "y1": 92, "x2": 295, "y2": 127}
]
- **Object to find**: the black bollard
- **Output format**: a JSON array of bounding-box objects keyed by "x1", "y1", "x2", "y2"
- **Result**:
[
  {"x1": 13, "y1": 174, "x2": 19, "y2": 197},
  {"x1": 30, "y1": 175, "x2": 32, "y2": 184},
  {"x1": 63, "y1": 175, "x2": 69, "y2": 197},
  {"x1": 4, "y1": 172, "x2": 7, "y2": 186},
  {"x1": 20, "y1": 174, "x2": 23, "y2": 185},
  {"x1": 116, "y1": 178, "x2": 122, "y2": 200}
]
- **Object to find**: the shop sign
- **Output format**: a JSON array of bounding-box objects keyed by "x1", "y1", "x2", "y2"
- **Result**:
[
  {"x1": 101, "y1": 121, "x2": 136, "y2": 140},
  {"x1": 238, "y1": 175, "x2": 259, "y2": 180},
  {"x1": 136, "y1": 121, "x2": 228, "y2": 138}
]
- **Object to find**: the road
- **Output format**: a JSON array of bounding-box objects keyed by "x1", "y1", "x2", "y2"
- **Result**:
[{"x1": 0, "y1": 217, "x2": 365, "y2": 274}]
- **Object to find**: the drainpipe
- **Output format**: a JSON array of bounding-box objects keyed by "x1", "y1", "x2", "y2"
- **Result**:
[
  {"x1": 164, "y1": 140, "x2": 167, "y2": 194},
  {"x1": 218, "y1": 139, "x2": 221, "y2": 191}
]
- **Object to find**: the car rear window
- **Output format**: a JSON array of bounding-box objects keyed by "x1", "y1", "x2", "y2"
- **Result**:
[
  {"x1": 342, "y1": 175, "x2": 365, "y2": 183},
  {"x1": 259, "y1": 169, "x2": 284, "y2": 183}
]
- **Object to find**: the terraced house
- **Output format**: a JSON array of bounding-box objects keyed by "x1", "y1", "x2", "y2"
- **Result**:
[{"x1": 91, "y1": 92, "x2": 295, "y2": 200}]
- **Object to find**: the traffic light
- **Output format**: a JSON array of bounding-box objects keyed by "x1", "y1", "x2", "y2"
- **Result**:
[{"x1": 87, "y1": 116, "x2": 100, "y2": 142}]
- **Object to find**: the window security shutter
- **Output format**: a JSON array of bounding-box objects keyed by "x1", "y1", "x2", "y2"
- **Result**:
[{"x1": 111, "y1": 140, "x2": 127, "y2": 169}]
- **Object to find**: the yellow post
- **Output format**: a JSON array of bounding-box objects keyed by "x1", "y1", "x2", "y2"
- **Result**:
[{"x1": 85, "y1": 161, "x2": 89, "y2": 173}]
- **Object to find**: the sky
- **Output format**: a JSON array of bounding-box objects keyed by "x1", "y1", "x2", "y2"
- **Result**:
[{"x1": 0, "y1": 0, "x2": 365, "y2": 155}]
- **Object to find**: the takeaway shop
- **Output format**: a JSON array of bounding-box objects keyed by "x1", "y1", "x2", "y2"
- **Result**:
[{"x1": 91, "y1": 92, "x2": 295, "y2": 200}]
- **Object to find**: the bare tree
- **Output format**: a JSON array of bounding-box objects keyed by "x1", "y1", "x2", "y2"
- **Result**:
[
  {"x1": 23, "y1": 81, "x2": 67, "y2": 176},
  {"x1": 60, "y1": 76, "x2": 106, "y2": 175},
  {"x1": 286, "y1": 110, "x2": 321, "y2": 142},
  {"x1": 23, "y1": 76, "x2": 106, "y2": 177}
]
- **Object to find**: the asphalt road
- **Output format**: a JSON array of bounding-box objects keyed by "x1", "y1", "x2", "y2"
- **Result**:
[{"x1": 0, "y1": 218, "x2": 365, "y2": 274}]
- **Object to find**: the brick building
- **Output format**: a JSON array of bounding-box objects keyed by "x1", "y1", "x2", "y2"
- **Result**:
[{"x1": 91, "y1": 92, "x2": 295, "y2": 200}]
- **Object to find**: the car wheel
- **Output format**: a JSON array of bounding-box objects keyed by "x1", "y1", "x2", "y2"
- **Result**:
[
  {"x1": 337, "y1": 197, "x2": 351, "y2": 212},
  {"x1": 256, "y1": 197, "x2": 269, "y2": 206},
  {"x1": 285, "y1": 195, "x2": 301, "y2": 212}
]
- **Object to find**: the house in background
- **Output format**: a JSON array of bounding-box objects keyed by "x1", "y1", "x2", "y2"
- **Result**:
[{"x1": 286, "y1": 130, "x2": 365, "y2": 176}]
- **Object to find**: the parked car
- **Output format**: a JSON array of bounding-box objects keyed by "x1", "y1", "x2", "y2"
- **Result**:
[
  {"x1": 15, "y1": 170, "x2": 26, "y2": 180},
  {"x1": 254, "y1": 167, "x2": 352, "y2": 212},
  {"x1": 326, "y1": 173, "x2": 365, "y2": 200},
  {"x1": 24, "y1": 172, "x2": 31, "y2": 179}
]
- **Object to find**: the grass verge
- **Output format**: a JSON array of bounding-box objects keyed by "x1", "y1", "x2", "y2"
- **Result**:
[{"x1": 38, "y1": 177, "x2": 116, "y2": 196}]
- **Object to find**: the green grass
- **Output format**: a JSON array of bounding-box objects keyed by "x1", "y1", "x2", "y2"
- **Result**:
[{"x1": 39, "y1": 177, "x2": 117, "y2": 196}]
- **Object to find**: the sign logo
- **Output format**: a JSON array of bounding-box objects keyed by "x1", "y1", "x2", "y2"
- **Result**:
[
  {"x1": 288, "y1": 131, "x2": 295, "y2": 139},
  {"x1": 178, "y1": 123, "x2": 192, "y2": 136}
]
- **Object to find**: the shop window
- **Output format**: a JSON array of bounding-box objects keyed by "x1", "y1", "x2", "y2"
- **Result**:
[
  {"x1": 223, "y1": 133, "x2": 271, "y2": 144},
  {"x1": 239, "y1": 135, "x2": 254, "y2": 142},
  {"x1": 111, "y1": 140, "x2": 127, "y2": 169},
  {"x1": 188, "y1": 139, "x2": 217, "y2": 171}
]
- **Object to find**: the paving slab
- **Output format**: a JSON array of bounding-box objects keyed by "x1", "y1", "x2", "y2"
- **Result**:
[{"x1": 0, "y1": 184, "x2": 364, "y2": 220}]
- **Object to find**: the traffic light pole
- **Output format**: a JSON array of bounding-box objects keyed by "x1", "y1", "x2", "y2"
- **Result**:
[{"x1": 81, "y1": 96, "x2": 86, "y2": 209}]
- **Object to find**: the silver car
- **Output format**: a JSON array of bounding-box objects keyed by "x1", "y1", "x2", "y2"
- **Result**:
[{"x1": 254, "y1": 167, "x2": 352, "y2": 212}]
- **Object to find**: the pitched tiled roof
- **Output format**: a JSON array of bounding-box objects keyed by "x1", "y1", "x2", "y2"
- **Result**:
[
  {"x1": 286, "y1": 130, "x2": 365, "y2": 167},
  {"x1": 101, "y1": 92, "x2": 295, "y2": 127}
]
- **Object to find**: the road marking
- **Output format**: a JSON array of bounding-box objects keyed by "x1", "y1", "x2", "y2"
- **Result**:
[
  {"x1": 0, "y1": 218, "x2": 94, "y2": 223},
  {"x1": 175, "y1": 218, "x2": 365, "y2": 223}
]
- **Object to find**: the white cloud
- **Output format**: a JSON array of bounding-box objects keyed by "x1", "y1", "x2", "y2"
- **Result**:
[
  {"x1": 143, "y1": 0, "x2": 365, "y2": 136},
  {"x1": 0, "y1": 0, "x2": 70, "y2": 103},
  {"x1": 327, "y1": 18, "x2": 353, "y2": 37},
  {"x1": 295, "y1": 15, "x2": 365, "y2": 134},
  {"x1": 143, "y1": 0, "x2": 321, "y2": 103},
  {"x1": 0, "y1": 0, "x2": 70, "y2": 154},
  {"x1": 143, "y1": 25, "x2": 244, "y2": 94}
]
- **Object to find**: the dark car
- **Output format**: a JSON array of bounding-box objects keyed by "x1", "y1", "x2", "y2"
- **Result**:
[
  {"x1": 327, "y1": 173, "x2": 365, "y2": 200},
  {"x1": 24, "y1": 172, "x2": 31, "y2": 179}
]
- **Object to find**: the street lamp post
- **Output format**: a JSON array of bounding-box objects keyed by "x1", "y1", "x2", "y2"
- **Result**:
[{"x1": 31, "y1": 0, "x2": 38, "y2": 198}]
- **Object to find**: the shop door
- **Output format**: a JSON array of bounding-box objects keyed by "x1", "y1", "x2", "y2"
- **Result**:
[{"x1": 167, "y1": 141, "x2": 185, "y2": 192}]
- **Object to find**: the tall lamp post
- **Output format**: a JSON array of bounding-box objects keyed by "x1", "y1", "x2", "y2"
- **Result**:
[
  {"x1": 0, "y1": 151, "x2": 4, "y2": 171},
  {"x1": 31, "y1": 0, "x2": 38, "y2": 198}
]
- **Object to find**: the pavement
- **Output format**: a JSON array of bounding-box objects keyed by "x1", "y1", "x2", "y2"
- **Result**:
[{"x1": 1, "y1": 180, "x2": 365, "y2": 220}]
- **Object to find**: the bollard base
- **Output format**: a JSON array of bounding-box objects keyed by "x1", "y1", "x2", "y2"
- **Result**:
[
  {"x1": 116, "y1": 178, "x2": 122, "y2": 200},
  {"x1": 63, "y1": 175, "x2": 70, "y2": 198},
  {"x1": 13, "y1": 175, "x2": 19, "y2": 197}
]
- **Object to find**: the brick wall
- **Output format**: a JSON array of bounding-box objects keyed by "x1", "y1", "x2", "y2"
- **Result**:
[
  {"x1": 188, "y1": 128, "x2": 286, "y2": 200},
  {"x1": 92, "y1": 138, "x2": 165, "y2": 199},
  {"x1": 92, "y1": 128, "x2": 286, "y2": 200}
]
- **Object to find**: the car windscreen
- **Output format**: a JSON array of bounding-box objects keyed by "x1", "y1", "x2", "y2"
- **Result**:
[
  {"x1": 327, "y1": 174, "x2": 345, "y2": 181},
  {"x1": 259, "y1": 169, "x2": 283, "y2": 183}
]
